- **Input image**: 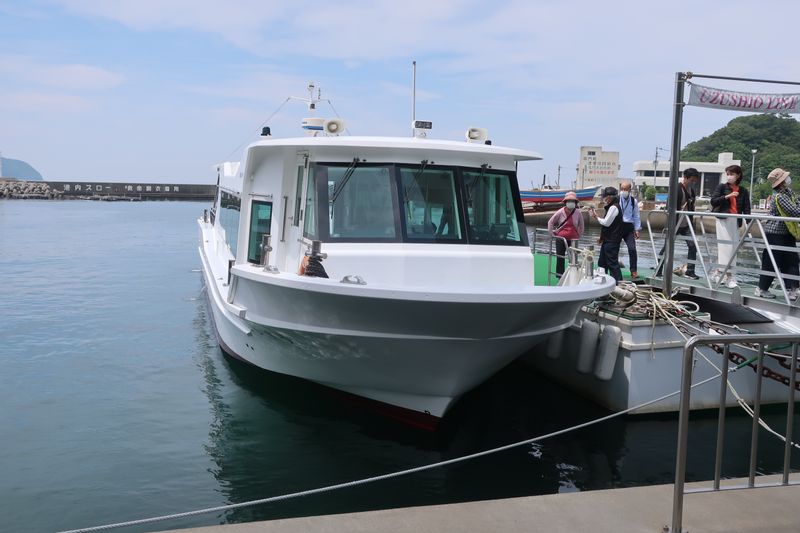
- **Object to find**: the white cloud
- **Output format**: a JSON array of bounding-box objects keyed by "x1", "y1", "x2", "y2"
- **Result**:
[
  {"x1": 0, "y1": 90, "x2": 92, "y2": 112},
  {"x1": 0, "y1": 54, "x2": 124, "y2": 91}
]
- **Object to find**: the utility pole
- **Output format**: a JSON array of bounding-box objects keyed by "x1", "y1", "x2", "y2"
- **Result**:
[{"x1": 557, "y1": 165, "x2": 561, "y2": 188}]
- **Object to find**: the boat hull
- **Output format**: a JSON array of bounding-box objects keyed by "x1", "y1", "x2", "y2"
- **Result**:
[{"x1": 199, "y1": 243, "x2": 614, "y2": 423}]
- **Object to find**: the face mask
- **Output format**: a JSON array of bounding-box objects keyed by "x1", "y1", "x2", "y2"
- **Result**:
[
  {"x1": 565, "y1": 201, "x2": 576, "y2": 209},
  {"x1": 786, "y1": 176, "x2": 792, "y2": 186},
  {"x1": 620, "y1": 190, "x2": 630, "y2": 199},
  {"x1": 727, "y1": 174, "x2": 737, "y2": 184}
]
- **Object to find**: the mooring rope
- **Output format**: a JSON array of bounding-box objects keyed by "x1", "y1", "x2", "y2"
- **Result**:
[{"x1": 57, "y1": 374, "x2": 723, "y2": 533}]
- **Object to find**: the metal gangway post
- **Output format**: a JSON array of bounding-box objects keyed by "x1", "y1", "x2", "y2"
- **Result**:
[{"x1": 670, "y1": 333, "x2": 800, "y2": 533}]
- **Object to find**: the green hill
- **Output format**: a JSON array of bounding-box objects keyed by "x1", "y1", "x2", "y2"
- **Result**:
[{"x1": 680, "y1": 113, "x2": 800, "y2": 199}]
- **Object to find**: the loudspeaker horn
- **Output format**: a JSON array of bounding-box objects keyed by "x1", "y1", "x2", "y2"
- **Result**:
[
  {"x1": 466, "y1": 127, "x2": 489, "y2": 142},
  {"x1": 323, "y1": 118, "x2": 345, "y2": 136}
]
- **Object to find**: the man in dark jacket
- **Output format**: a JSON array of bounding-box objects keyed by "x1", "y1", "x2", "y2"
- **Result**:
[
  {"x1": 590, "y1": 186, "x2": 622, "y2": 282},
  {"x1": 656, "y1": 168, "x2": 700, "y2": 279}
]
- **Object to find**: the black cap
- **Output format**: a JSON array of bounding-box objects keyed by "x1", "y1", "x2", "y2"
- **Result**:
[
  {"x1": 601, "y1": 186, "x2": 618, "y2": 197},
  {"x1": 683, "y1": 167, "x2": 700, "y2": 178}
]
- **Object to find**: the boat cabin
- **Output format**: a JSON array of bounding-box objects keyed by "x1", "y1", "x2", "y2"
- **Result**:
[{"x1": 212, "y1": 136, "x2": 541, "y2": 288}]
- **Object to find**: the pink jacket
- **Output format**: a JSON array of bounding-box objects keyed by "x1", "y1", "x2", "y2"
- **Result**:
[{"x1": 547, "y1": 207, "x2": 584, "y2": 240}]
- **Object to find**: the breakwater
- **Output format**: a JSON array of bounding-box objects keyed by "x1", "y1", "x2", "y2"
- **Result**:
[{"x1": 0, "y1": 179, "x2": 215, "y2": 200}]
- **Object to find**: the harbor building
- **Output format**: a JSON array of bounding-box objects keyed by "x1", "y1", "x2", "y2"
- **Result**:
[
  {"x1": 631, "y1": 152, "x2": 741, "y2": 197},
  {"x1": 576, "y1": 146, "x2": 620, "y2": 188}
]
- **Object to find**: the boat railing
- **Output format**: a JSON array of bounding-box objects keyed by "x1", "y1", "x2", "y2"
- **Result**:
[
  {"x1": 646, "y1": 210, "x2": 800, "y2": 307},
  {"x1": 530, "y1": 227, "x2": 593, "y2": 285},
  {"x1": 671, "y1": 333, "x2": 799, "y2": 533}
]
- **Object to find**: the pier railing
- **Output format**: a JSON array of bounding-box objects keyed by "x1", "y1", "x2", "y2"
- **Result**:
[
  {"x1": 646, "y1": 210, "x2": 800, "y2": 308},
  {"x1": 671, "y1": 333, "x2": 800, "y2": 533}
]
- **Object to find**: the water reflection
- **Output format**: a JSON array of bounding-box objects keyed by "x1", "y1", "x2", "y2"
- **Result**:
[{"x1": 194, "y1": 282, "x2": 800, "y2": 528}]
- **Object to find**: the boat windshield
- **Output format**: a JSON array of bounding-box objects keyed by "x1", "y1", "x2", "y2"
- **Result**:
[
  {"x1": 462, "y1": 168, "x2": 523, "y2": 243},
  {"x1": 399, "y1": 166, "x2": 462, "y2": 240},
  {"x1": 312, "y1": 163, "x2": 525, "y2": 245}
]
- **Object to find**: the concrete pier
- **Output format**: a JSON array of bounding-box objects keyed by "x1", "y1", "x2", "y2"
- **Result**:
[{"x1": 160, "y1": 474, "x2": 800, "y2": 533}]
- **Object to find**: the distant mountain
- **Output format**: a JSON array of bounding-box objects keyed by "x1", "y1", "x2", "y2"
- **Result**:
[
  {"x1": 0, "y1": 157, "x2": 43, "y2": 181},
  {"x1": 680, "y1": 113, "x2": 800, "y2": 198}
]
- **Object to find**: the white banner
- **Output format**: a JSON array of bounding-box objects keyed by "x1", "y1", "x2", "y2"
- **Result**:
[{"x1": 688, "y1": 83, "x2": 800, "y2": 113}]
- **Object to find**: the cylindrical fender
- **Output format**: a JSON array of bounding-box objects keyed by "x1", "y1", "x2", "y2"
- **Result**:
[
  {"x1": 546, "y1": 329, "x2": 565, "y2": 360},
  {"x1": 594, "y1": 325, "x2": 622, "y2": 381},
  {"x1": 576, "y1": 319, "x2": 600, "y2": 374}
]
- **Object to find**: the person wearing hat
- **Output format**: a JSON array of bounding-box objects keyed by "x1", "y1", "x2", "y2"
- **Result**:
[
  {"x1": 618, "y1": 180, "x2": 641, "y2": 279},
  {"x1": 589, "y1": 186, "x2": 623, "y2": 282},
  {"x1": 755, "y1": 168, "x2": 800, "y2": 300},
  {"x1": 710, "y1": 164, "x2": 751, "y2": 287},
  {"x1": 547, "y1": 190, "x2": 585, "y2": 276}
]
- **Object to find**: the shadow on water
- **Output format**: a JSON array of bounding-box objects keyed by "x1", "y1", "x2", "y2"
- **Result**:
[{"x1": 192, "y1": 290, "x2": 800, "y2": 527}]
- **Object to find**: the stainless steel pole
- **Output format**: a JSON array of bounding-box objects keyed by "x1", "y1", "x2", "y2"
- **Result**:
[
  {"x1": 663, "y1": 72, "x2": 687, "y2": 297},
  {"x1": 750, "y1": 149, "x2": 757, "y2": 205}
]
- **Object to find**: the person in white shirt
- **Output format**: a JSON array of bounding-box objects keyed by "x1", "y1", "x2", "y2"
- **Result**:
[
  {"x1": 589, "y1": 187, "x2": 623, "y2": 283},
  {"x1": 618, "y1": 181, "x2": 641, "y2": 279}
]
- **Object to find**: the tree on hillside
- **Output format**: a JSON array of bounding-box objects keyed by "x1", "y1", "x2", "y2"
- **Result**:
[{"x1": 680, "y1": 114, "x2": 800, "y2": 199}]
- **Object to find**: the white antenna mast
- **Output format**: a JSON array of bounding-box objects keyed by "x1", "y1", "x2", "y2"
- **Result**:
[{"x1": 412, "y1": 61, "x2": 417, "y2": 137}]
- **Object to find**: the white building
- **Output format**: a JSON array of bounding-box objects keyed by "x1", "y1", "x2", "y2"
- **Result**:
[
  {"x1": 631, "y1": 152, "x2": 741, "y2": 197},
  {"x1": 577, "y1": 146, "x2": 620, "y2": 188}
]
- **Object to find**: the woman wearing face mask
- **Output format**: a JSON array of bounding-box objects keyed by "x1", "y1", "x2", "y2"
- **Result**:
[
  {"x1": 755, "y1": 168, "x2": 800, "y2": 300},
  {"x1": 710, "y1": 164, "x2": 751, "y2": 287},
  {"x1": 547, "y1": 191, "x2": 584, "y2": 277}
]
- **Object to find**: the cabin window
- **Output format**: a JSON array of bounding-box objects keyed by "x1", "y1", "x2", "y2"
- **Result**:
[
  {"x1": 303, "y1": 166, "x2": 317, "y2": 239},
  {"x1": 398, "y1": 166, "x2": 463, "y2": 241},
  {"x1": 292, "y1": 166, "x2": 303, "y2": 227},
  {"x1": 461, "y1": 169, "x2": 524, "y2": 244},
  {"x1": 323, "y1": 164, "x2": 398, "y2": 240},
  {"x1": 247, "y1": 200, "x2": 273, "y2": 264},
  {"x1": 219, "y1": 190, "x2": 241, "y2": 255}
]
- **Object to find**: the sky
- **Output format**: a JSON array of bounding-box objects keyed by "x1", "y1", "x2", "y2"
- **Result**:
[{"x1": 1, "y1": 0, "x2": 799, "y2": 185}]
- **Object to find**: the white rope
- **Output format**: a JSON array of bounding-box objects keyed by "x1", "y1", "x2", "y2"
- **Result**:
[
  {"x1": 56, "y1": 374, "x2": 722, "y2": 533},
  {"x1": 648, "y1": 294, "x2": 800, "y2": 451}
]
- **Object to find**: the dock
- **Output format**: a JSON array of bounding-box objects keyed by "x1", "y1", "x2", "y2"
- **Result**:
[{"x1": 159, "y1": 474, "x2": 800, "y2": 533}]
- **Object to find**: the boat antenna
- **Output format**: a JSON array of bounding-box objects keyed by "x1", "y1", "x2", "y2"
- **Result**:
[{"x1": 412, "y1": 61, "x2": 417, "y2": 137}]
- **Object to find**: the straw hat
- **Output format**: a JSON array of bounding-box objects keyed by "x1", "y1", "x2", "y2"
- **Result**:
[
  {"x1": 563, "y1": 191, "x2": 578, "y2": 202},
  {"x1": 767, "y1": 168, "x2": 790, "y2": 188}
]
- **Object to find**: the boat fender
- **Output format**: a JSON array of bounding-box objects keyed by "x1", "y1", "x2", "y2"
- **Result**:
[
  {"x1": 594, "y1": 325, "x2": 622, "y2": 381},
  {"x1": 577, "y1": 319, "x2": 600, "y2": 374},
  {"x1": 546, "y1": 329, "x2": 564, "y2": 360}
]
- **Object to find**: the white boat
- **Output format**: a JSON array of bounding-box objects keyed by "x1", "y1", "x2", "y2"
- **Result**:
[{"x1": 198, "y1": 95, "x2": 615, "y2": 427}]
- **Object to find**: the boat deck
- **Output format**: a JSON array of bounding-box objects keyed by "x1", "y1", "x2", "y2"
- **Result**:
[{"x1": 159, "y1": 474, "x2": 800, "y2": 533}]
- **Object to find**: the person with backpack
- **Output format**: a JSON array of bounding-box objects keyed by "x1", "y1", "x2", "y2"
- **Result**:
[
  {"x1": 755, "y1": 168, "x2": 800, "y2": 300},
  {"x1": 547, "y1": 191, "x2": 584, "y2": 276}
]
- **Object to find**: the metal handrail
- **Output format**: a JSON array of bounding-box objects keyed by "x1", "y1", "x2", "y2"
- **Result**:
[
  {"x1": 671, "y1": 333, "x2": 799, "y2": 533},
  {"x1": 530, "y1": 228, "x2": 579, "y2": 286},
  {"x1": 646, "y1": 210, "x2": 800, "y2": 305}
]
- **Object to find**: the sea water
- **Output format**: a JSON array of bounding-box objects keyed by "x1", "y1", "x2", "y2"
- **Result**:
[{"x1": 1, "y1": 200, "x2": 796, "y2": 533}]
